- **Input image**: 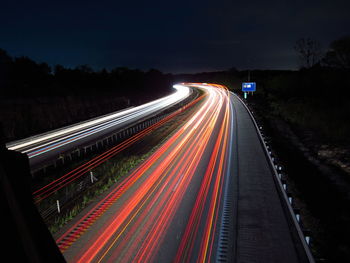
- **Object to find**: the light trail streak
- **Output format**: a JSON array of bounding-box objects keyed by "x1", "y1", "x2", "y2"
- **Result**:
[
  {"x1": 33, "y1": 95, "x2": 204, "y2": 202},
  {"x1": 100, "y1": 100, "x2": 224, "y2": 262},
  {"x1": 56, "y1": 95, "x2": 205, "y2": 251},
  {"x1": 59, "y1": 83, "x2": 233, "y2": 263},
  {"x1": 174, "y1": 91, "x2": 230, "y2": 263},
  {"x1": 7, "y1": 85, "x2": 190, "y2": 158},
  {"x1": 75, "y1": 88, "x2": 223, "y2": 263},
  {"x1": 198, "y1": 95, "x2": 230, "y2": 263},
  {"x1": 132, "y1": 92, "x2": 225, "y2": 263}
]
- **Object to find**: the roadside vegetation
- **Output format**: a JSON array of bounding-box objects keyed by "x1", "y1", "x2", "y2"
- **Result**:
[
  {"x1": 48, "y1": 154, "x2": 149, "y2": 234},
  {"x1": 230, "y1": 36, "x2": 350, "y2": 262},
  {"x1": 249, "y1": 67, "x2": 350, "y2": 145}
]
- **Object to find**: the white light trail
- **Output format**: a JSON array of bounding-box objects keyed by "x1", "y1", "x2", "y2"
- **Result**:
[{"x1": 7, "y1": 85, "x2": 190, "y2": 157}]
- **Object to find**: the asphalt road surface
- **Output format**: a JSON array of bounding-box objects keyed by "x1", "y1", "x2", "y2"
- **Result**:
[{"x1": 55, "y1": 84, "x2": 310, "y2": 262}]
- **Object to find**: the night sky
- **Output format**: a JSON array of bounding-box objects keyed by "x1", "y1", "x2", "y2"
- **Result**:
[{"x1": 1, "y1": 0, "x2": 349, "y2": 73}]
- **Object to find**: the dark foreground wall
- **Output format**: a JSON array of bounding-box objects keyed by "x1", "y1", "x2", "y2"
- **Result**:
[{"x1": 0, "y1": 134, "x2": 65, "y2": 262}]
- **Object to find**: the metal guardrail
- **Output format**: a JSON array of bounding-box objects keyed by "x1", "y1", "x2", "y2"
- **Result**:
[
  {"x1": 231, "y1": 91, "x2": 315, "y2": 263},
  {"x1": 31, "y1": 88, "x2": 197, "y2": 175},
  {"x1": 36, "y1": 89, "x2": 201, "y2": 223},
  {"x1": 36, "y1": 112, "x2": 170, "y2": 222}
]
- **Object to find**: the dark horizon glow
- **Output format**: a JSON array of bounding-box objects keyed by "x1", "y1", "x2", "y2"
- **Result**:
[{"x1": 1, "y1": 0, "x2": 349, "y2": 73}]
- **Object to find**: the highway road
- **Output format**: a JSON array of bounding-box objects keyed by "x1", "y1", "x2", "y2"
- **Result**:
[
  {"x1": 54, "y1": 83, "x2": 311, "y2": 262},
  {"x1": 6, "y1": 85, "x2": 190, "y2": 169}
]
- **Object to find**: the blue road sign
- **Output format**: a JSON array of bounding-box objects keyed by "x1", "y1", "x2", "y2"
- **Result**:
[{"x1": 242, "y1": 82, "x2": 256, "y2": 92}]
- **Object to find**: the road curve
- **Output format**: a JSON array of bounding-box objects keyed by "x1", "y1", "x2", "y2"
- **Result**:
[
  {"x1": 55, "y1": 83, "x2": 311, "y2": 262},
  {"x1": 6, "y1": 85, "x2": 190, "y2": 168}
]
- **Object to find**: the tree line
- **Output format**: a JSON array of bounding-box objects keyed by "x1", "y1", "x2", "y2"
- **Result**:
[
  {"x1": 0, "y1": 50, "x2": 172, "y2": 100},
  {"x1": 0, "y1": 50, "x2": 173, "y2": 141},
  {"x1": 295, "y1": 36, "x2": 350, "y2": 69},
  {"x1": 1, "y1": 35, "x2": 349, "y2": 143},
  {"x1": 241, "y1": 36, "x2": 350, "y2": 145}
]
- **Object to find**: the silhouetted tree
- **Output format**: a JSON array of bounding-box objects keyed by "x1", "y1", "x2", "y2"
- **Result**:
[
  {"x1": 323, "y1": 36, "x2": 350, "y2": 69},
  {"x1": 0, "y1": 48, "x2": 171, "y2": 141},
  {"x1": 0, "y1": 48, "x2": 12, "y2": 65},
  {"x1": 54, "y1": 64, "x2": 65, "y2": 75},
  {"x1": 0, "y1": 49, "x2": 13, "y2": 90},
  {"x1": 294, "y1": 38, "x2": 322, "y2": 68},
  {"x1": 76, "y1": 64, "x2": 93, "y2": 73}
]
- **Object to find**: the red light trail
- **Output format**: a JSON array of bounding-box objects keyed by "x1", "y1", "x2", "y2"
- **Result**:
[
  {"x1": 33, "y1": 94, "x2": 204, "y2": 203},
  {"x1": 58, "y1": 83, "x2": 233, "y2": 263}
]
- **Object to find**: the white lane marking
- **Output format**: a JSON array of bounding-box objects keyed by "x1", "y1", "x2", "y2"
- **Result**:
[{"x1": 173, "y1": 173, "x2": 186, "y2": 192}]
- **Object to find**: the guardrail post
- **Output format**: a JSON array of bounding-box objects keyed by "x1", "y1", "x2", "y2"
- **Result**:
[
  {"x1": 281, "y1": 179, "x2": 287, "y2": 191},
  {"x1": 56, "y1": 200, "x2": 61, "y2": 214},
  {"x1": 303, "y1": 230, "x2": 311, "y2": 245},
  {"x1": 305, "y1": 236, "x2": 310, "y2": 245},
  {"x1": 90, "y1": 171, "x2": 94, "y2": 183},
  {"x1": 294, "y1": 208, "x2": 301, "y2": 222},
  {"x1": 287, "y1": 193, "x2": 293, "y2": 205}
]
